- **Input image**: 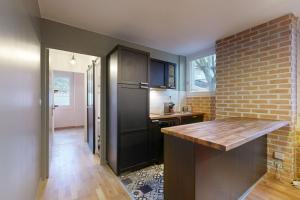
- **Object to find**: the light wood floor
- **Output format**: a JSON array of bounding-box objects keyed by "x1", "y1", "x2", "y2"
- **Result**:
[
  {"x1": 246, "y1": 178, "x2": 300, "y2": 200},
  {"x1": 37, "y1": 128, "x2": 300, "y2": 200},
  {"x1": 37, "y1": 128, "x2": 130, "y2": 200}
]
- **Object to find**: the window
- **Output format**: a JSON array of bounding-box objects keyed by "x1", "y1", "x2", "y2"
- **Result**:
[
  {"x1": 188, "y1": 54, "x2": 216, "y2": 94},
  {"x1": 53, "y1": 74, "x2": 72, "y2": 106}
]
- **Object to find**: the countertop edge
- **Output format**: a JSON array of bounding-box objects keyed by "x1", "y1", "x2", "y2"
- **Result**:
[
  {"x1": 149, "y1": 112, "x2": 204, "y2": 120},
  {"x1": 161, "y1": 119, "x2": 289, "y2": 151}
]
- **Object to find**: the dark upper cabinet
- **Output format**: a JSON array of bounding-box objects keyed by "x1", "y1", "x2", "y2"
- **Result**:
[
  {"x1": 150, "y1": 58, "x2": 176, "y2": 89},
  {"x1": 150, "y1": 59, "x2": 166, "y2": 89},
  {"x1": 166, "y1": 62, "x2": 176, "y2": 89},
  {"x1": 118, "y1": 47, "x2": 149, "y2": 85}
]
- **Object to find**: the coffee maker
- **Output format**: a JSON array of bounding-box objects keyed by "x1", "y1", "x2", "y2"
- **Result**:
[{"x1": 164, "y1": 96, "x2": 175, "y2": 114}]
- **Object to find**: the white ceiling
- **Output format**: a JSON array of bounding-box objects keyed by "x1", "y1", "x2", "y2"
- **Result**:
[
  {"x1": 38, "y1": 0, "x2": 300, "y2": 56},
  {"x1": 49, "y1": 49, "x2": 97, "y2": 73}
]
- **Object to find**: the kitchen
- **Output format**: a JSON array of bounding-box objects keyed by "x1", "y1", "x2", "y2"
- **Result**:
[
  {"x1": 3, "y1": 0, "x2": 300, "y2": 200},
  {"x1": 105, "y1": 13, "x2": 300, "y2": 199}
]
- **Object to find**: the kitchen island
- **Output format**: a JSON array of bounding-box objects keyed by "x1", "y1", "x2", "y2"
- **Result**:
[{"x1": 161, "y1": 117, "x2": 288, "y2": 200}]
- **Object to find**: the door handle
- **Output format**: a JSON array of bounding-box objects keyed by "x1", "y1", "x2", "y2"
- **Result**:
[
  {"x1": 52, "y1": 105, "x2": 59, "y2": 110},
  {"x1": 140, "y1": 82, "x2": 149, "y2": 85},
  {"x1": 140, "y1": 85, "x2": 149, "y2": 89}
]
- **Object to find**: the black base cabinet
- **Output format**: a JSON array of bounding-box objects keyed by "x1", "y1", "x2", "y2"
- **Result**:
[
  {"x1": 180, "y1": 114, "x2": 204, "y2": 125},
  {"x1": 148, "y1": 114, "x2": 204, "y2": 164},
  {"x1": 149, "y1": 121, "x2": 161, "y2": 163}
]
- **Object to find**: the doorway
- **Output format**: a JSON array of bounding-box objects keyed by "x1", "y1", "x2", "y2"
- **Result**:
[
  {"x1": 87, "y1": 58, "x2": 101, "y2": 154},
  {"x1": 47, "y1": 48, "x2": 102, "y2": 177}
]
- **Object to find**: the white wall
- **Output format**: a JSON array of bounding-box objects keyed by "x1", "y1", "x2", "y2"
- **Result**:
[
  {"x1": 0, "y1": 0, "x2": 41, "y2": 199},
  {"x1": 95, "y1": 59, "x2": 101, "y2": 154},
  {"x1": 49, "y1": 49, "x2": 96, "y2": 73},
  {"x1": 49, "y1": 49, "x2": 97, "y2": 132},
  {"x1": 150, "y1": 89, "x2": 186, "y2": 114},
  {"x1": 53, "y1": 71, "x2": 85, "y2": 128}
]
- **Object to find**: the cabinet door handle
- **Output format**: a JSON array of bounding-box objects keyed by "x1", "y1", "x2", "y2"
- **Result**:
[
  {"x1": 140, "y1": 82, "x2": 149, "y2": 85},
  {"x1": 160, "y1": 85, "x2": 166, "y2": 89},
  {"x1": 140, "y1": 85, "x2": 149, "y2": 89}
]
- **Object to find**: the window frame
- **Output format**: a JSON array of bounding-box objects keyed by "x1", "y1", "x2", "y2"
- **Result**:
[
  {"x1": 53, "y1": 71, "x2": 74, "y2": 108},
  {"x1": 186, "y1": 47, "x2": 216, "y2": 97}
]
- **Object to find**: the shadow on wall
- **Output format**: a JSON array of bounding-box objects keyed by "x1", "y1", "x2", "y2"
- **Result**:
[{"x1": 297, "y1": 132, "x2": 300, "y2": 179}]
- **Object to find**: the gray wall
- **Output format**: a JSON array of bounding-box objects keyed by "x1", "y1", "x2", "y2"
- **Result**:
[
  {"x1": 0, "y1": 0, "x2": 41, "y2": 200},
  {"x1": 40, "y1": 19, "x2": 186, "y2": 90},
  {"x1": 40, "y1": 19, "x2": 187, "y2": 91},
  {"x1": 40, "y1": 19, "x2": 181, "y2": 67},
  {"x1": 40, "y1": 18, "x2": 186, "y2": 178}
]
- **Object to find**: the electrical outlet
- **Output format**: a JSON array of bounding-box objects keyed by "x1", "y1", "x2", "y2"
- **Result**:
[
  {"x1": 274, "y1": 159, "x2": 283, "y2": 169},
  {"x1": 267, "y1": 160, "x2": 274, "y2": 166},
  {"x1": 274, "y1": 152, "x2": 284, "y2": 161}
]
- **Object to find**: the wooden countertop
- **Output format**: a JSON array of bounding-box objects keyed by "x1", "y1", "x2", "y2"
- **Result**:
[
  {"x1": 161, "y1": 117, "x2": 288, "y2": 151},
  {"x1": 149, "y1": 112, "x2": 204, "y2": 120}
]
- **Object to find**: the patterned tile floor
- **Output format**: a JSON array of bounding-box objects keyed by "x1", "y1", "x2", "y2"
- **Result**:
[{"x1": 119, "y1": 164, "x2": 164, "y2": 200}]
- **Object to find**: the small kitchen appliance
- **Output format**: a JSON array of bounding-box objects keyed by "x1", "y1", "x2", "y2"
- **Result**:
[{"x1": 164, "y1": 96, "x2": 175, "y2": 114}]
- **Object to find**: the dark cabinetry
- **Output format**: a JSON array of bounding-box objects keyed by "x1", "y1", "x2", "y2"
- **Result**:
[
  {"x1": 149, "y1": 115, "x2": 202, "y2": 163},
  {"x1": 150, "y1": 59, "x2": 166, "y2": 89},
  {"x1": 107, "y1": 45, "x2": 150, "y2": 175},
  {"x1": 149, "y1": 121, "x2": 162, "y2": 163},
  {"x1": 180, "y1": 114, "x2": 204, "y2": 125},
  {"x1": 166, "y1": 62, "x2": 176, "y2": 89},
  {"x1": 118, "y1": 49, "x2": 149, "y2": 84},
  {"x1": 149, "y1": 118, "x2": 180, "y2": 163},
  {"x1": 150, "y1": 59, "x2": 176, "y2": 89}
]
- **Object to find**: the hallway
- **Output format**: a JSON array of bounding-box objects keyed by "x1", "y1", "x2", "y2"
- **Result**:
[{"x1": 37, "y1": 128, "x2": 130, "y2": 200}]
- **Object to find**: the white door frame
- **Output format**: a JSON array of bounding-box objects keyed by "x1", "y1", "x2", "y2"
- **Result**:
[{"x1": 41, "y1": 48, "x2": 106, "y2": 179}]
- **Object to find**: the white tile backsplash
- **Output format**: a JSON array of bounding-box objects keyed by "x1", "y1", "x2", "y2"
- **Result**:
[{"x1": 150, "y1": 89, "x2": 186, "y2": 114}]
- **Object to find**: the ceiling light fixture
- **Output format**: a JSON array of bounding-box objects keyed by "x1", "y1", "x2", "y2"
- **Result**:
[{"x1": 70, "y1": 53, "x2": 76, "y2": 65}]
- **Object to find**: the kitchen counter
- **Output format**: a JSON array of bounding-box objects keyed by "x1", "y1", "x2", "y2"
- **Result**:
[
  {"x1": 161, "y1": 117, "x2": 288, "y2": 151},
  {"x1": 162, "y1": 117, "x2": 289, "y2": 200},
  {"x1": 149, "y1": 112, "x2": 204, "y2": 120}
]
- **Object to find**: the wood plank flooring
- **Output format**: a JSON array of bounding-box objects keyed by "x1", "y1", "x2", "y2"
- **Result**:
[
  {"x1": 37, "y1": 128, "x2": 130, "y2": 200},
  {"x1": 246, "y1": 178, "x2": 300, "y2": 200},
  {"x1": 37, "y1": 128, "x2": 300, "y2": 200}
]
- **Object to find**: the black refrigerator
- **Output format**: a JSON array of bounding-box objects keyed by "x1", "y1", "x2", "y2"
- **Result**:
[{"x1": 107, "y1": 45, "x2": 150, "y2": 175}]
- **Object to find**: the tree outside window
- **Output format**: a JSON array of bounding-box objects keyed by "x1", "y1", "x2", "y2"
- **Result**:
[
  {"x1": 54, "y1": 76, "x2": 71, "y2": 106},
  {"x1": 190, "y1": 54, "x2": 216, "y2": 93}
]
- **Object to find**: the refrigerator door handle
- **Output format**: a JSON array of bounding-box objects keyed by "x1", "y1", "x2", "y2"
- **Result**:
[
  {"x1": 140, "y1": 85, "x2": 149, "y2": 89},
  {"x1": 140, "y1": 82, "x2": 149, "y2": 86}
]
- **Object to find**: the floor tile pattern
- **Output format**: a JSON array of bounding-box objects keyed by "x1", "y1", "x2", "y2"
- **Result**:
[{"x1": 120, "y1": 165, "x2": 164, "y2": 200}]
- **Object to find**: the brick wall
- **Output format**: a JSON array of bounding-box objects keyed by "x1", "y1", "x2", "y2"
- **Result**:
[
  {"x1": 215, "y1": 14, "x2": 298, "y2": 182},
  {"x1": 186, "y1": 96, "x2": 216, "y2": 121}
]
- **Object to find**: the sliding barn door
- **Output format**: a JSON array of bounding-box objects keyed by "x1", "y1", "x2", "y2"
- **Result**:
[{"x1": 87, "y1": 65, "x2": 95, "y2": 153}]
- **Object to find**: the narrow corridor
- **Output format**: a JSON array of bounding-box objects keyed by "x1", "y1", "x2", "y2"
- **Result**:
[{"x1": 37, "y1": 128, "x2": 130, "y2": 200}]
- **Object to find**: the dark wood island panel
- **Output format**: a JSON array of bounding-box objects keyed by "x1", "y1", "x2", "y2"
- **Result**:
[
  {"x1": 162, "y1": 118, "x2": 289, "y2": 200},
  {"x1": 165, "y1": 134, "x2": 267, "y2": 200}
]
